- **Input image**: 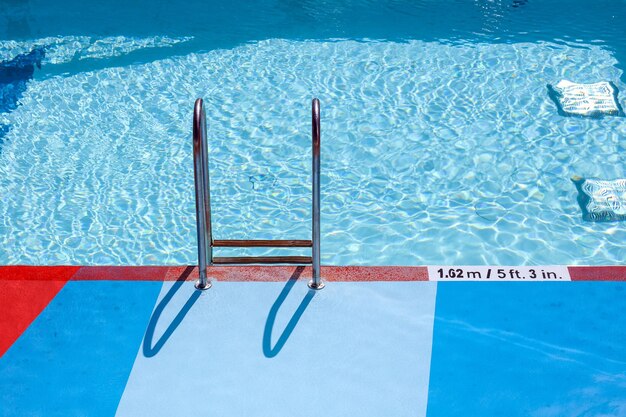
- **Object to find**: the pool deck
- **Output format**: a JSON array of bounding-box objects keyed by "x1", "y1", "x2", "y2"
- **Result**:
[{"x1": 1, "y1": 265, "x2": 626, "y2": 417}]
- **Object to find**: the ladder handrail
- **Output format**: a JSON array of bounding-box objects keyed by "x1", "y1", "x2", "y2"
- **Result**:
[
  {"x1": 193, "y1": 98, "x2": 213, "y2": 290},
  {"x1": 310, "y1": 98, "x2": 323, "y2": 289},
  {"x1": 192, "y1": 98, "x2": 323, "y2": 290}
]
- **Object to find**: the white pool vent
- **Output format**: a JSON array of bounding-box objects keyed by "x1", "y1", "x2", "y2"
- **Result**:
[
  {"x1": 572, "y1": 176, "x2": 626, "y2": 222},
  {"x1": 548, "y1": 80, "x2": 624, "y2": 117}
]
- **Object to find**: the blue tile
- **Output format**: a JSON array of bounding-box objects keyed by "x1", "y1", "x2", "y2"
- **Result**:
[
  {"x1": 427, "y1": 283, "x2": 626, "y2": 417},
  {"x1": 0, "y1": 281, "x2": 162, "y2": 417}
]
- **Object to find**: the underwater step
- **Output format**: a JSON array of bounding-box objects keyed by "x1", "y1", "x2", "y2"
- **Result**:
[
  {"x1": 548, "y1": 80, "x2": 624, "y2": 117},
  {"x1": 572, "y1": 175, "x2": 626, "y2": 222}
]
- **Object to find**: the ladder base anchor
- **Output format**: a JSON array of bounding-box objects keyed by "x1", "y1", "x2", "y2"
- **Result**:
[
  {"x1": 195, "y1": 279, "x2": 212, "y2": 290},
  {"x1": 307, "y1": 279, "x2": 325, "y2": 290}
]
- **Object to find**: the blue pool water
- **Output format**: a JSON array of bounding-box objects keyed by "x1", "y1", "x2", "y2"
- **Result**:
[{"x1": 1, "y1": 0, "x2": 626, "y2": 265}]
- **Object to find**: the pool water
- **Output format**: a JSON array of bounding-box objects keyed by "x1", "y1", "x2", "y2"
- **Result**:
[{"x1": 1, "y1": 0, "x2": 626, "y2": 265}]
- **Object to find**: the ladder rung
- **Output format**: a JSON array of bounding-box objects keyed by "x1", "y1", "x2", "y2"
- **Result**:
[
  {"x1": 213, "y1": 239, "x2": 312, "y2": 248},
  {"x1": 213, "y1": 256, "x2": 313, "y2": 265}
]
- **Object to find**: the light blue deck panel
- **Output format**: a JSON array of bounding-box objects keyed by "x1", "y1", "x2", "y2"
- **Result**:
[{"x1": 115, "y1": 280, "x2": 438, "y2": 417}]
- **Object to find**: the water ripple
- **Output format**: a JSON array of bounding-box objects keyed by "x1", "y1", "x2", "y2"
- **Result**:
[{"x1": 0, "y1": 38, "x2": 625, "y2": 265}]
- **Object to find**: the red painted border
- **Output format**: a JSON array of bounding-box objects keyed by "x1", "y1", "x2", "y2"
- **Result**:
[
  {"x1": 0, "y1": 266, "x2": 81, "y2": 281},
  {"x1": 2, "y1": 265, "x2": 626, "y2": 282},
  {"x1": 0, "y1": 266, "x2": 79, "y2": 358},
  {"x1": 71, "y1": 265, "x2": 429, "y2": 282},
  {"x1": 568, "y1": 266, "x2": 626, "y2": 281}
]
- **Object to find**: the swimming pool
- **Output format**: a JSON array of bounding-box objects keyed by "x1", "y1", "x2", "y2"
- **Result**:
[{"x1": 1, "y1": 0, "x2": 626, "y2": 266}]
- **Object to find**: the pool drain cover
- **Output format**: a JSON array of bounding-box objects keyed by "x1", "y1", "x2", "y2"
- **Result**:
[
  {"x1": 548, "y1": 80, "x2": 623, "y2": 117},
  {"x1": 572, "y1": 176, "x2": 626, "y2": 222}
]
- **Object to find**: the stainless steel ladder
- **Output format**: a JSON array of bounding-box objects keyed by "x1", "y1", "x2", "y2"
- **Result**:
[{"x1": 192, "y1": 98, "x2": 324, "y2": 290}]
